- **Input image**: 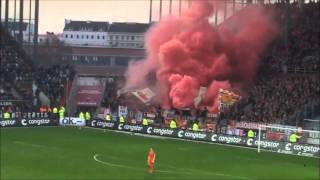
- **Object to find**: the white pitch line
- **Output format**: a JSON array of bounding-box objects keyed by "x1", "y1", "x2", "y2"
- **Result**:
[
  {"x1": 93, "y1": 153, "x2": 253, "y2": 180},
  {"x1": 93, "y1": 154, "x2": 170, "y2": 173}
]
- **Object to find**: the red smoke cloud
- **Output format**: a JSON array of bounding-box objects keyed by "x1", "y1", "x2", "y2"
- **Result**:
[
  {"x1": 169, "y1": 74, "x2": 199, "y2": 109},
  {"x1": 125, "y1": 2, "x2": 278, "y2": 112}
]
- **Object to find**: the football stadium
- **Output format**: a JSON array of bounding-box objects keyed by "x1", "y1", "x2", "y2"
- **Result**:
[{"x1": 1, "y1": 0, "x2": 319, "y2": 180}]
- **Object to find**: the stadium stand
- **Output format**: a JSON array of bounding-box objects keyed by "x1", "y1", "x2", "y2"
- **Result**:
[
  {"x1": 1, "y1": 26, "x2": 75, "y2": 116},
  {"x1": 34, "y1": 65, "x2": 75, "y2": 106},
  {"x1": 1, "y1": 1, "x2": 319, "y2": 131},
  {"x1": 220, "y1": 2, "x2": 320, "y2": 127},
  {"x1": 0, "y1": 26, "x2": 35, "y2": 114},
  {"x1": 264, "y1": 1, "x2": 319, "y2": 73},
  {"x1": 225, "y1": 74, "x2": 319, "y2": 125}
]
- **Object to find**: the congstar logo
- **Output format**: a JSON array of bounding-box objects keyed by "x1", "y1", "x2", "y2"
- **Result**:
[
  {"x1": 0, "y1": 120, "x2": 16, "y2": 127},
  {"x1": 21, "y1": 119, "x2": 28, "y2": 126},
  {"x1": 184, "y1": 132, "x2": 206, "y2": 139},
  {"x1": 21, "y1": 119, "x2": 50, "y2": 126},
  {"x1": 255, "y1": 140, "x2": 279, "y2": 148},
  {"x1": 151, "y1": 128, "x2": 174, "y2": 136},
  {"x1": 211, "y1": 134, "x2": 218, "y2": 142},
  {"x1": 292, "y1": 144, "x2": 320, "y2": 153},
  {"x1": 147, "y1": 127, "x2": 152, "y2": 134},
  {"x1": 178, "y1": 130, "x2": 184, "y2": 138},
  {"x1": 211, "y1": 134, "x2": 242, "y2": 144},
  {"x1": 91, "y1": 120, "x2": 96, "y2": 127},
  {"x1": 123, "y1": 125, "x2": 143, "y2": 132},
  {"x1": 97, "y1": 121, "x2": 115, "y2": 128},
  {"x1": 285, "y1": 143, "x2": 292, "y2": 151}
]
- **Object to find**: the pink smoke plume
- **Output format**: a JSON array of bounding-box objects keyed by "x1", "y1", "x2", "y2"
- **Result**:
[
  {"x1": 169, "y1": 74, "x2": 199, "y2": 109},
  {"x1": 125, "y1": 2, "x2": 278, "y2": 112}
]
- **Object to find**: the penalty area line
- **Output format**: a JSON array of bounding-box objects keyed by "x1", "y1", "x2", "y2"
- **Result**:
[
  {"x1": 93, "y1": 153, "x2": 170, "y2": 173},
  {"x1": 93, "y1": 153, "x2": 253, "y2": 179}
]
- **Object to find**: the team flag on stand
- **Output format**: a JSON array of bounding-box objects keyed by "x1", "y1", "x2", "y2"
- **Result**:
[
  {"x1": 193, "y1": 87, "x2": 208, "y2": 108},
  {"x1": 131, "y1": 88, "x2": 155, "y2": 104},
  {"x1": 218, "y1": 88, "x2": 241, "y2": 111}
]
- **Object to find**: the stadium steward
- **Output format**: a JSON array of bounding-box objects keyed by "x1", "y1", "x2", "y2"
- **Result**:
[
  {"x1": 59, "y1": 106, "x2": 65, "y2": 119},
  {"x1": 247, "y1": 129, "x2": 255, "y2": 139},
  {"x1": 79, "y1": 112, "x2": 85, "y2": 120},
  {"x1": 53, "y1": 107, "x2": 58, "y2": 114},
  {"x1": 192, "y1": 122, "x2": 199, "y2": 131},
  {"x1": 289, "y1": 133, "x2": 301, "y2": 143},
  {"x1": 51, "y1": 106, "x2": 58, "y2": 119},
  {"x1": 169, "y1": 119, "x2": 177, "y2": 129},
  {"x1": 142, "y1": 117, "x2": 148, "y2": 126},
  {"x1": 3, "y1": 111, "x2": 10, "y2": 119},
  {"x1": 85, "y1": 112, "x2": 91, "y2": 121},
  {"x1": 119, "y1": 115, "x2": 125, "y2": 124},
  {"x1": 105, "y1": 113, "x2": 112, "y2": 121}
]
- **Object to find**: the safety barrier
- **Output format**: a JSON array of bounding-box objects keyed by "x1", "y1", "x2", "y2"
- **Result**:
[
  {"x1": 89, "y1": 118, "x2": 320, "y2": 158},
  {"x1": 0, "y1": 118, "x2": 58, "y2": 127},
  {"x1": 1, "y1": 118, "x2": 319, "y2": 157}
]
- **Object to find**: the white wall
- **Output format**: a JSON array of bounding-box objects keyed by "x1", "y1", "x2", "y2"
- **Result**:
[
  {"x1": 107, "y1": 32, "x2": 144, "y2": 48},
  {"x1": 63, "y1": 30, "x2": 108, "y2": 46}
]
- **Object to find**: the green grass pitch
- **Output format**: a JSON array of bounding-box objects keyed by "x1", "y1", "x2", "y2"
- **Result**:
[{"x1": 1, "y1": 127, "x2": 319, "y2": 179}]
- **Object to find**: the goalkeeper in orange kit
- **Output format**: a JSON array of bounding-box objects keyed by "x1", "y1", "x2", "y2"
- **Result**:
[{"x1": 147, "y1": 148, "x2": 156, "y2": 174}]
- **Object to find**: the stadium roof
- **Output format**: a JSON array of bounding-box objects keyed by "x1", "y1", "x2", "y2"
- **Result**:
[
  {"x1": 108, "y1": 22, "x2": 150, "y2": 33},
  {"x1": 63, "y1": 20, "x2": 150, "y2": 33},
  {"x1": 2, "y1": 21, "x2": 28, "y2": 31},
  {"x1": 64, "y1": 20, "x2": 109, "y2": 32}
]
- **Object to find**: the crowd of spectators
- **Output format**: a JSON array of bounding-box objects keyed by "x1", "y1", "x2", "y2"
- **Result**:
[
  {"x1": 0, "y1": 43, "x2": 74, "y2": 114},
  {"x1": 33, "y1": 65, "x2": 75, "y2": 106},
  {"x1": 0, "y1": 47, "x2": 34, "y2": 100},
  {"x1": 0, "y1": 78, "x2": 14, "y2": 101},
  {"x1": 225, "y1": 74, "x2": 319, "y2": 125},
  {"x1": 217, "y1": 1, "x2": 320, "y2": 126},
  {"x1": 101, "y1": 76, "x2": 125, "y2": 112},
  {"x1": 263, "y1": 1, "x2": 319, "y2": 73},
  {"x1": 0, "y1": 27, "x2": 35, "y2": 114}
]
